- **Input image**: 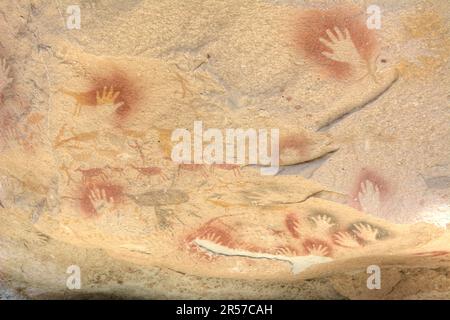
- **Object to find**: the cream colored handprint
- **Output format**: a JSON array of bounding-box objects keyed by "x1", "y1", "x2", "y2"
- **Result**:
[
  {"x1": 353, "y1": 223, "x2": 379, "y2": 242},
  {"x1": 275, "y1": 246, "x2": 298, "y2": 257},
  {"x1": 292, "y1": 217, "x2": 301, "y2": 237},
  {"x1": 96, "y1": 86, "x2": 123, "y2": 107},
  {"x1": 0, "y1": 59, "x2": 13, "y2": 93},
  {"x1": 305, "y1": 243, "x2": 329, "y2": 257},
  {"x1": 199, "y1": 231, "x2": 224, "y2": 244},
  {"x1": 319, "y1": 27, "x2": 367, "y2": 78},
  {"x1": 334, "y1": 232, "x2": 361, "y2": 248},
  {"x1": 310, "y1": 214, "x2": 335, "y2": 234},
  {"x1": 88, "y1": 187, "x2": 115, "y2": 214},
  {"x1": 358, "y1": 180, "x2": 382, "y2": 215}
]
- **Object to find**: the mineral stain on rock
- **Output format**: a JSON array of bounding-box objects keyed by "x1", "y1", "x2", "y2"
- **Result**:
[
  {"x1": 125, "y1": 189, "x2": 189, "y2": 207},
  {"x1": 424, "y1": 176, "x2": 450, "y2": 189},
  {"x1": 126, "y1": 189, "x2": 190, "y2": 229}
]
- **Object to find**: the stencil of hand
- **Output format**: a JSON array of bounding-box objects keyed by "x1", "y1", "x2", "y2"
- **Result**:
[
  {"x1": 306, "y1": 243, "x2": 329, "y2": 257},
  {"x1": 310, "y1": 214, "x2": 335, "y2": 234},
  {"x1": 358, "y1": 180, "x2": 382, "y2": 214},
  {"x1": 89, "y1": 187, "x2": 115, "y2": 213},
  {"x1": 292, "y1": 218, "x2": 301, "y2": 237},
  {"x1": 334, "y1": 232, "x2": 361, "y2": 248},
  {"x1": 353, "y1": 223, "x2": 379, "y2": 242},
  {"x1": 96, "y1": 86, "x2": 123, "y2": 107},
  {"x1": 200, "y1": 231, "x2": 223, "y2": 244},
  {"x1": 275, "y1": 246, "x2": 297, "y2": 257},
  {"x1": 319, "y1": 27, "x2": 365, "y2": 68}
]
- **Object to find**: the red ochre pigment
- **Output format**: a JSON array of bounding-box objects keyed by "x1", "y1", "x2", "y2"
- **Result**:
[
  {"x1": 64, "y1": 64, "x2": 144, "y2": 127},
  {"x1": 294, "y1": 6, "x2": 378, "y2": 80},
  {"x1": 285, "y1": 212, "x2": 301, "y2": 238},
  {"x1": 79, "y1": 182, "x2": 125, "y2": 217},
  {"x1": 302, "y1": 238, "x2": 333, "y2": 257},
  {"x1": 349, "y1": 167, "x2": 391, "y2": 211}
]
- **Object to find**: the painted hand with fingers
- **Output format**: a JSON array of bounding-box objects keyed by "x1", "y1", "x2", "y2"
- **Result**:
[
  {"x1": 305, "y1": 243, "x2": 329, "y2": 257},
  {"x1": 319, "y1": 27, "x2": 365, "y2": 68},
  {"x1": 310, "y1": 214, "x2": 335, "y2": 234},
  {"x1": 0, "y1": 59, "x2": 13, "y2": 93},
  {"x1": 353, "y1": 223, "x2": 379, "y2": 242},
  {"x1": 292, "y1": 217, "x2": 302, "y2": 237},
  {"x1": 275, "y1": 246, "x2": 298, "y2": 257},
  {"x1": 88, "y1": 187, "x2": 115, "y2": 213},
  {"x1": 96, "y1": 86, "x2": 123, "y2": 107},
  {"x1": 333, "y1": 231, "x2": 361, "y2": 248},
  {"x1": 358, "y1": 180, "x2": 382, "y2": 214}
]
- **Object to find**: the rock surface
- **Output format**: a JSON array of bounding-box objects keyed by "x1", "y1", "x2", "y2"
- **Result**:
[{"x1": 0, "y1": 0, "x2": 449, "y2": 299}]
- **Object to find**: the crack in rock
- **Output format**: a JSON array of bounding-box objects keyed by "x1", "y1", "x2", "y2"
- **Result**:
[{"x1": 194, "y1": 239, "x2": 333, "y2": 274}]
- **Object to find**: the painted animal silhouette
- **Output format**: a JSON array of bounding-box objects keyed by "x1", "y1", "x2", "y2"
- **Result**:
[
  {"x1": 130, "y1": 164, "x2": 169, "y2": 181},
  {"x1": 178, "y1": 163, "x2": 209, "y2": 178},
  {"x1": 210, "y1": 164, "x2": 242, "y2": 176},
  {"x1": 76, "y1": 167, "x2": 109, "y2": 185}
]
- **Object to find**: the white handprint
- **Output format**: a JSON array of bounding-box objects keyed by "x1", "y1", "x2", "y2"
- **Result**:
[
  {"x1": 292, "y1": 218, "x2": 301, "y2": 237},
  {"x1": 199, "y1": 231, "x2": 224, "y2": 245},
  {"x1": 334, "y1": 231, "x2": 361, "y2": 248},
  {"x1": 353, "y1": 223, "x2": 379, "y2": 242},
  {"x1": 305, "y1": 243, "x2": 329, "y2": 257},
  {"x1": 358, "y1": 180, "x2": 382, "y2": 214},
  {"x1": 309, "y1": 214, "x2": 335, "y2": 234},
  {"x1": 88, "y1": 187, "x2": 115, "y2": 214},
  {"x1": 319, "y1": 27, "x2": 367, "y2": 77},
  {"x1": 275, "y1": 246, "x2": 298, "y2": 257}
]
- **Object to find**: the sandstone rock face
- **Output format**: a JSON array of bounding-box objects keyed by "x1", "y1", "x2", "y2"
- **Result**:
[{"x1": 0, "y1": 0, "x2": 449, "y2": 299}]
